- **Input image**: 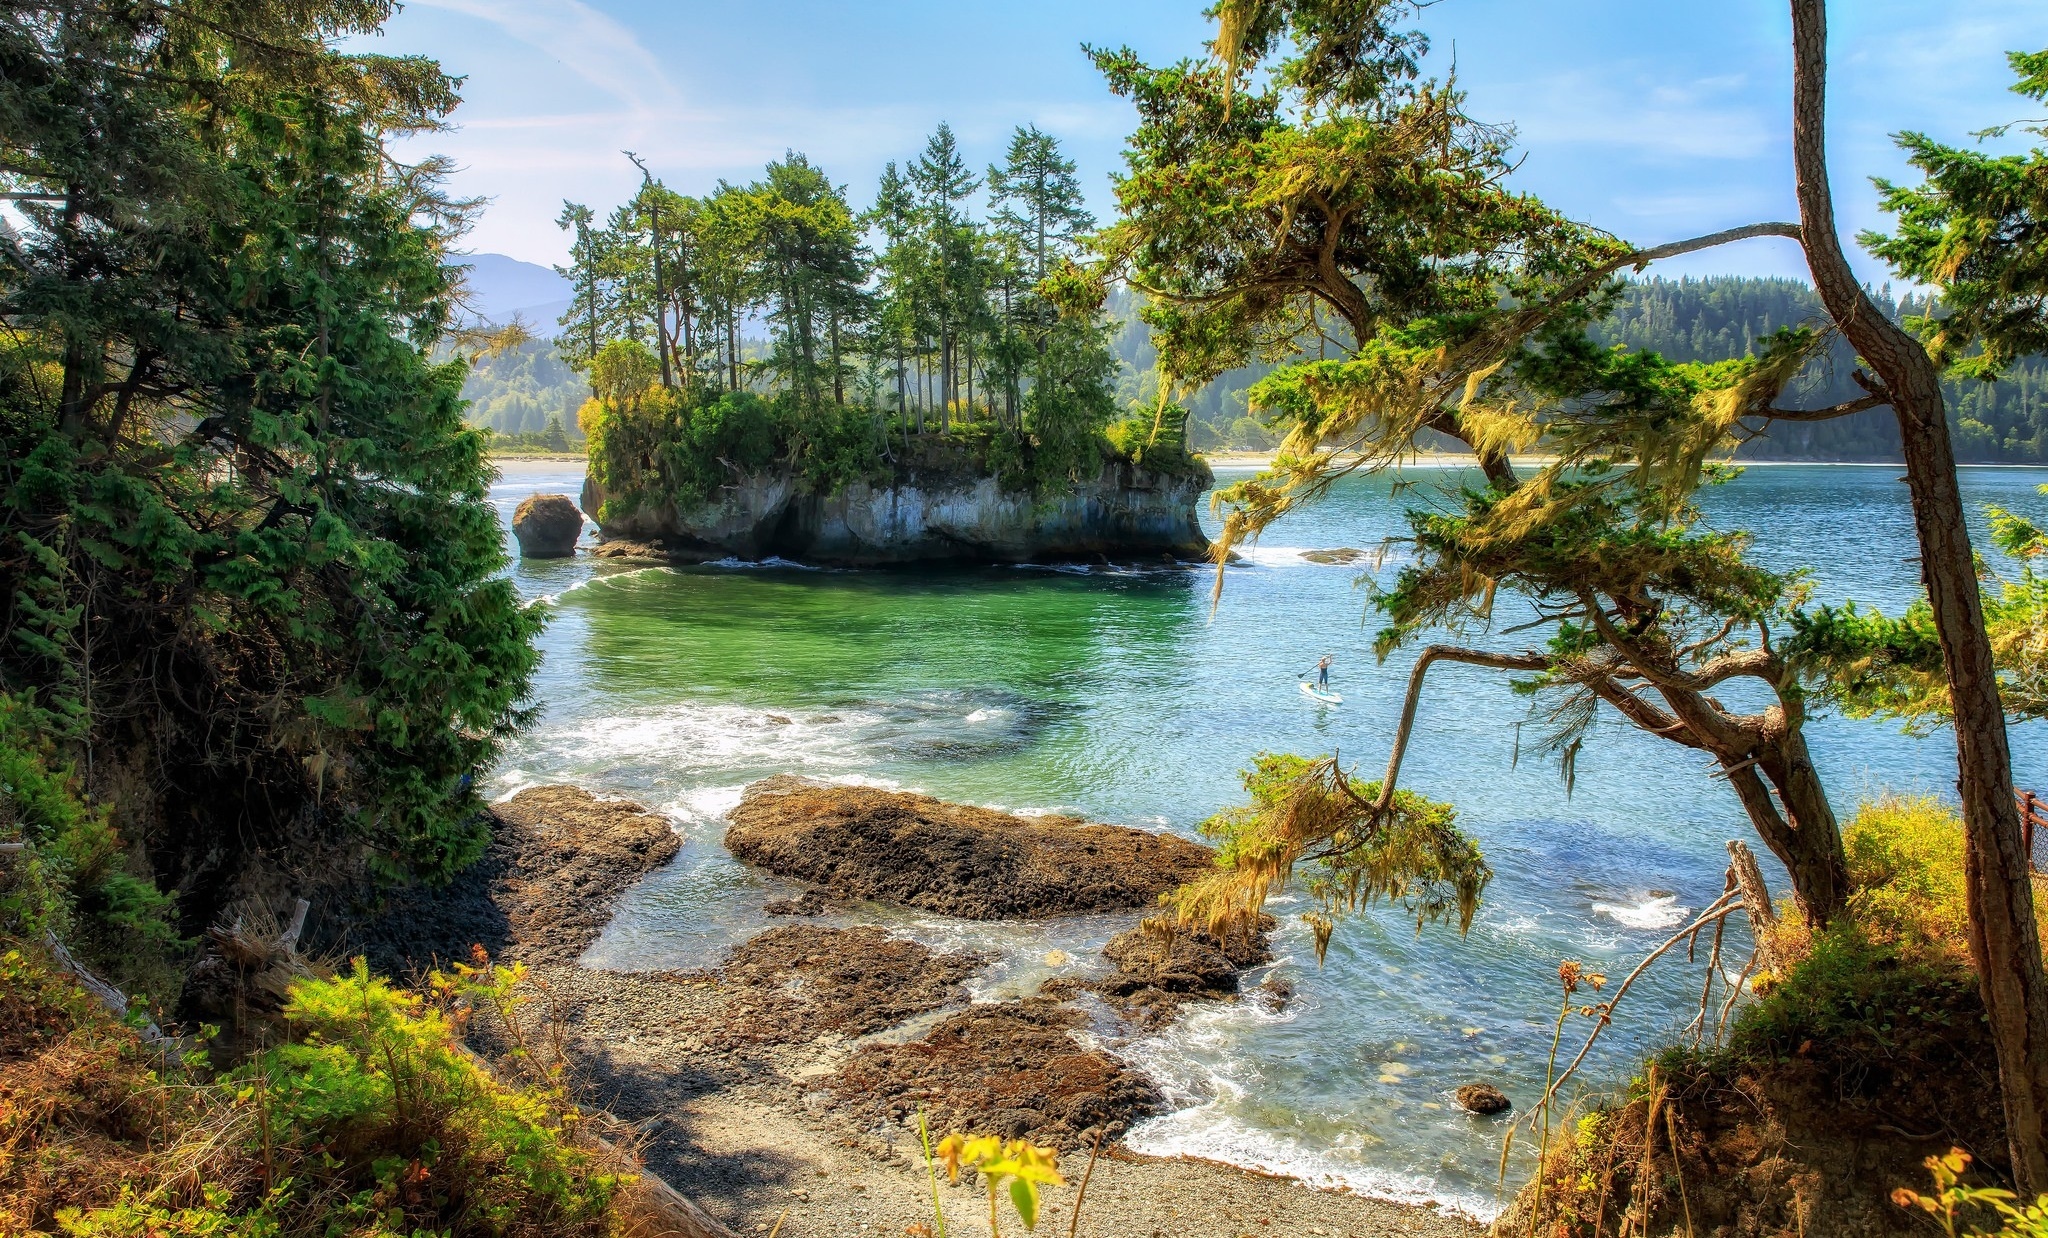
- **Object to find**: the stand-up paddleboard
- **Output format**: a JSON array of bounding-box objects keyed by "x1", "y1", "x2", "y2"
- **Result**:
[{"x1": 1300, "y1": 681, "x2": 1343, "y2": 705}]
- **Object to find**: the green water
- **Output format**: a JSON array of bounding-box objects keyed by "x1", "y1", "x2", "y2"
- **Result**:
[{"x1": 488, "y1": 459, "x2": 2048, "y2": 1218}]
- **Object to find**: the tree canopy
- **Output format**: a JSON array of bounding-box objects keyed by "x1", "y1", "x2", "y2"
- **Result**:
[{"x1": 0, "y1": 0, "x2": 541, "y2": 944}]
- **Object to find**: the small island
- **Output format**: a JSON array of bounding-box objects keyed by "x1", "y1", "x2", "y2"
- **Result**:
[
  {"x1": 541, "y1": 132, "x2": 1214, "y2": 567},
  {"x1": 583, "y1": 416, "x2": 1211, "y2": 565}
]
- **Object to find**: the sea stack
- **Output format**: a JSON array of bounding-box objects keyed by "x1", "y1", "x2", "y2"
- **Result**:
[{"x1": 512, "y1": 493, "x2": 584, "y2": 558}]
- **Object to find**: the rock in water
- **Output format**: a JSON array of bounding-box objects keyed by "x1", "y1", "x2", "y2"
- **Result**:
[
  {"x1": 1093, "y1": 918, "x2": 1277, "y2": 1028},
  {"x1": 1456, "y1": 1083, "x2": 1512, "y2": 1115},
  {"x1": 513, "y1": 493, "x2": 584, "y2": 558},
  {"x1": 723, "y1": 776, "x2": 1214, "y2": 919}
]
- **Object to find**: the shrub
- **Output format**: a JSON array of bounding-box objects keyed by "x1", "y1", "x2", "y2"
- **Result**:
[
  {"x1": 1842, "y1": 794, "x2": 1971, "y2": 952},
  {"x1": 0, "y1": 945, "x2": 630, "y2": 1238},
  {"x1": 0, "y1": 696, "x2": 179, "y2": 986}
]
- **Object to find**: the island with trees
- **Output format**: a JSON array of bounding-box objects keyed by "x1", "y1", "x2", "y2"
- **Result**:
[{"x1": 551, "y1": 129, "x2": 1211, "y2": 565}]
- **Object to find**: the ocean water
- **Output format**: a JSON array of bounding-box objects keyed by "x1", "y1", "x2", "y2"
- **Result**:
[{"x1": 486, "y1": 457, "x2": 2048, "y2": 1219}]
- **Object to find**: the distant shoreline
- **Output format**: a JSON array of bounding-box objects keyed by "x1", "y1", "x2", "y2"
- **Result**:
[{"x1": 489, "y1": 452, "x2": 587, "y2": 464}]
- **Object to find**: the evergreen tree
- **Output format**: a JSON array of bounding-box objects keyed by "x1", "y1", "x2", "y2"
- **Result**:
[
  {"x1": 0, "y1": 0, "x2": 543, "y2": 931},
  {"x1": 989, "y1": 125, "x2": 1095, "y2": 284}
]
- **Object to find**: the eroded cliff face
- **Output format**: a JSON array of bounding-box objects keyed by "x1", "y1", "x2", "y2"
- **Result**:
[{"x1": 583, "y1": 459, "x2": 1211, "y2": 565}]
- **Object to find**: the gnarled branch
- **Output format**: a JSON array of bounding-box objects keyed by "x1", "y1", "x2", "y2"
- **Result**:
[{"x1": 1375, "y1": 645, "x2": 1552, "y2": 812}]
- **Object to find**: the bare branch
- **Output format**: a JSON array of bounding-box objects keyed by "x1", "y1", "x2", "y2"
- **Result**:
[
  {"x1": 1375, "y1": 645, "x2": 1551, "y2": 812},
  {"x1": 1528, "y1": 890, "x2": 1745, "y2": 1121},
  {"x1": 1762, "y1": 393, "x2": 1887, "y2": 422},
  {"x1": 1621, "y1": 222, "x2": 1803, "y2": 270}
]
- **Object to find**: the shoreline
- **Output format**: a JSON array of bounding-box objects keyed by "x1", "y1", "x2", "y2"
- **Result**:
[
  {"x1": 484, "y1": 451, "x2": 2048, "y2": 475},
  {"x1": 538, "y1": 962, "x2": 1486, "y2": 1238},
  {"x1": 387, "y1": 784, "x2": 1485, "y2": 1238}
]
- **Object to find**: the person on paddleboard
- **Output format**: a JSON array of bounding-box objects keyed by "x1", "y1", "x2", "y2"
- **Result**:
[{"x1": 1313, "y1": 654, "x2": 1334, "y2": 690}]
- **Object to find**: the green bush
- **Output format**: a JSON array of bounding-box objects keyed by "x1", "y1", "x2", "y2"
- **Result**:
[
  {"x1": 0, "y1": 696, "x2": 179, "y2": 983},
  {"x1": 1843, "y1": 795, "x2": 1972, "y2": 951},
  {"x1": 38, "y1": 954, "x2": 628, "y2": 1238}
]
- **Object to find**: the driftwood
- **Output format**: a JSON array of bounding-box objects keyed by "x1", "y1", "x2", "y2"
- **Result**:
[
  {"x1": 615, "y1": 1162, "x2": 741, "y2": 1238},
  {"x1": 1726, "y1": 840, "x2": 1783, "y2": 974},
  {"x1": 41, "y1": 929, "x2": 175, "y2": 1047}
]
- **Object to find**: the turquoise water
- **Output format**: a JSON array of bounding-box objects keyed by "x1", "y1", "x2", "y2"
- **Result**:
[{"x1": 487, "y1": 458, "x2": 2048, "y2": 1218}]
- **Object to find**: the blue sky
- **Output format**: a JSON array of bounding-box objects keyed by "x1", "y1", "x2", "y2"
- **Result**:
[{"x1": 371, "y1": 0, "x2": 2044, "y2": 283}]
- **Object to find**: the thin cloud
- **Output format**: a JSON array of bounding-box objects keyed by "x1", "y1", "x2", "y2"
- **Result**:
[
  {"x1": 410, "y1": 0, "x2": 684, "y2": 116},
  {"x1": 1505, "y1": 69, "x2": 1779, "y2": 162}
]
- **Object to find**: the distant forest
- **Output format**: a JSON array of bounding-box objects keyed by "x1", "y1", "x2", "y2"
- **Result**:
[{"x1": 461, "y1": 275, "x2": 2048, "y2": 464}]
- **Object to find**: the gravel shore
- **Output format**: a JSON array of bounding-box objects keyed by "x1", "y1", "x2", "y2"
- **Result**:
[
  {"x1": 369, "y1": 785, "x2": 1485, "y2": 1238},
  {"x1": 532, "y1": 964, "x2": 1482, "y2": 1238}
]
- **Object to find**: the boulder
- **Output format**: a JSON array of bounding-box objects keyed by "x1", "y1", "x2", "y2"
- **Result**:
[
  {"x1": 1456, "y1": 1083, "x2": 1512, "y2": 1115},
  {"x1": 1093, "y1": 918, "x2": 1277, "y2": 1028},
  {"x1": 513, "y1": 493, "x2": 584, "y2": 558},
  {"x1": 723, "y1": 776, "x2": 1214, "y2": 919}
]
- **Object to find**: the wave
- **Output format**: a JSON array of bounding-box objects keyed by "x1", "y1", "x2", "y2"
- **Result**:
[
  {"x1": 1124, "y1": 1107, "x2": 1498, "y2": 1222},
  {"x1": 1591, "y1": 893, "x2": 1690, "y2": 931}
]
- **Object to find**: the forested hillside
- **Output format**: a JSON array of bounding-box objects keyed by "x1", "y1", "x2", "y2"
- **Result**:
[
  {"x1": 1596, "y1": 277, "x2": 2048, "y2": 462},
  {"x1": 1128, "y1": 276, "x2": 2048, "y2": 461},
  {"x1": 463, "y1": 340, "x2": 586, "y2": 436}
]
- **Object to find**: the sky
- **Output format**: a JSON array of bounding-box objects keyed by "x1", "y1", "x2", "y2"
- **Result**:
[{"x1": 366, "y1": 0, "x2": 2045, "y2": 284}]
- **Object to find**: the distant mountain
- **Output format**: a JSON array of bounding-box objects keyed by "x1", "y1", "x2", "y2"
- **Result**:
[{"x1": 449, "y1": 252, "x2": 571, "y2": 326}]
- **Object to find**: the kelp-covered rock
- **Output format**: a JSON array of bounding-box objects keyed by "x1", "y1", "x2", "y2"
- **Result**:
[
  {"x1": 1092, "y1": 918, "x2": 1276, "y2": 1028},
  {"x1": 709, "y1": 925, "x2": 985, "y2": 1047},
  {"x1": 512, "y1": 493, "x2": 584, "y2": 558},
  {"x1": 831, "y1": 997, "x2": 1161, "y2": 1149},
  {"x1": 1455, "y1": 1083, "x2": 1511, "y2": 1115},
  {"x1": 351, "y1": 786, "x2": 679, "y2": 971},
  {"x1": 723, "y1": 776, "x2": 1214, "y2": 919},
  {"x1": 587, "y1": 458, "x2": 1210, "y2": 566}
]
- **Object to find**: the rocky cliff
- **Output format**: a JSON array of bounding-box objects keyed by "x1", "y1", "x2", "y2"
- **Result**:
[{"x1": 582, "y1": 458, "x2": 1211, "y2": 565}]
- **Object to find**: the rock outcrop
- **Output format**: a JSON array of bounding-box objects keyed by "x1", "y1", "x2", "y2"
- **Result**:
[
  {"x1": 831, "y1": 997, "x2": 1163, "y2": 1149},
  {"x1": 585, "y1": 458, "x2": 1210, "y2": 566},
  {"x1": 512, "y1": 493, "x2": 584, "y2": 558},
  {"x1": 723, "y1": 776, "x2": 1214, "y2": 919},
  {"x1": 352, "y1": 785, "x2": 679, "y2": 971},
  {"x1": 709, "y1": 925, "x2": 986, "y2": 1047},
  {"x1": 1093, "y1": 918, "x2": 1277, "y2": 1028}
]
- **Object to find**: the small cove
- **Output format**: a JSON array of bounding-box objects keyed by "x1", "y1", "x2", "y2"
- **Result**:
[{"x1": 489, "y1": 457, "x2": 2048, "y2": 1218}]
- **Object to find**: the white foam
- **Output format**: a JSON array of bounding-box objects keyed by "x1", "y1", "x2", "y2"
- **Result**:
[
  {"x1": 1231, "y1": 545, "x2": 1314, "y2": 568},
  {"x1": 1592, "y1": 893, "x2": 1689, "y2": 930},
  {"x1": 1124, "y1": 1107, "x2": 1497, "y2": 1222}
]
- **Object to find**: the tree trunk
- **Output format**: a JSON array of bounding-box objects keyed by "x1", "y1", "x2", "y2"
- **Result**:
[
  {"x1": 1790, "y1": 0, "x2": 2048, "y2": 1194},
  {"x1": 648, "y1": 197, "x2": 672, "y2": 390},
  {"x1": 829, "y1": 307, "x2": 843, "y2": 406}
]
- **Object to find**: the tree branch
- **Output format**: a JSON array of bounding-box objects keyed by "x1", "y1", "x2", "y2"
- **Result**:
[
  {"x1": 1375, "y1": 644, "x2": 1552, "y2": 812},
  {"x1": 1622, "y1": 222, "x2": 1804, "y2": 270},
  {"x1": 1762, "y1": 393, "x2": 1887, "y2": 422}
]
